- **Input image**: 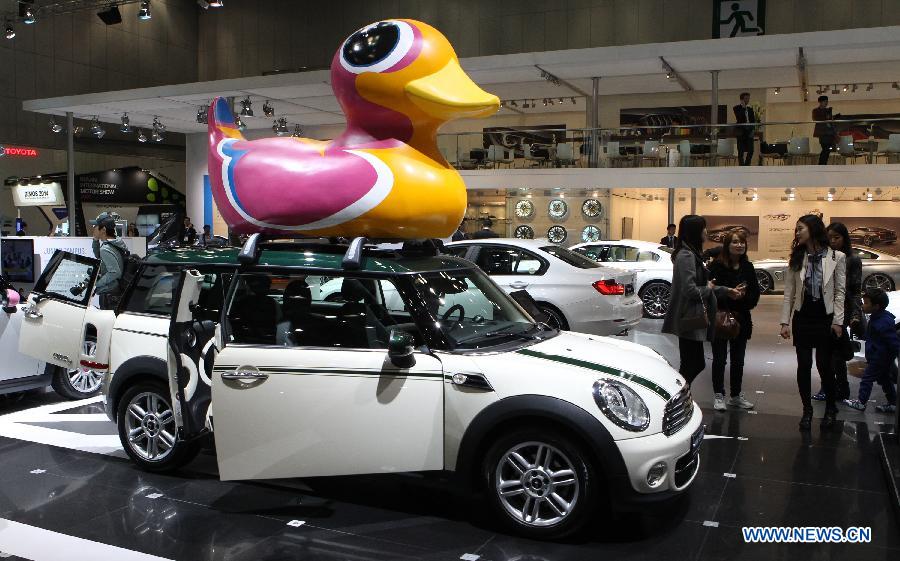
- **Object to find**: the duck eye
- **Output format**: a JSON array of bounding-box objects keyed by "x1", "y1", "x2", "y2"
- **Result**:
[{"x1": 339, "y1": 20, "x2": 415, "y2": 74}]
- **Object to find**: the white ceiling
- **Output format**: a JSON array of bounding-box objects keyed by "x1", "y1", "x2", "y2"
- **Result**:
[{"x1": 22, "y1": 25, "x2": 900, "y2": 134}]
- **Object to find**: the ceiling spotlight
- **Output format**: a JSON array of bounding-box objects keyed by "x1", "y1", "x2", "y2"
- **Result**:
[
  {"x1": 152, "y1": 117, "x2": 165, "y2": 133},
  {"x1": 752, "y1": 193, "x2": 759, "y2": 201},
  {"x1": 866, "y1": 190, "x2": 873, "y2": 202},
  {"x1": 239, "y1": 97, "x2": 253, "y2": 117},
  {"x1": 72, "y1": 125, "x2": 84, "y2": 135},
  {"x1": 774, "y1": 87, "x2": 780, "y2": 95},
  {"x1": 893, "y1": 82, "x2": 899, "y2": 90},
  {"x1": 558, "y1": 97, "x2": 564, "y2": 103},
  {"x1": 711, "y1": 193, "x2": 719, "y2": 201},
  {"x1": 548, "y1": 98, "x2": 555, "y2": 105},
  {"x1": 571, "y1": 97, "x2": 576, "y2": 104},
  {"x1": 209, "y1": 0, "x2": 224, "y2": 6},
  {"x1": 291, "y1": 124, "x2": 302, "y2": 137},
  {"x1": 138, "y1": 1, "x2": 151, "y2": 20},
  {"x1": 542, "y1": 98, "x2": 548, "y2": 107},
  {"x1": 24, "y1": 9, "x2": 36, "y2": 25},
  {"x1": 262, "y1": 100, "x2": 274, "y2": 117},
  {"x1": 272, "y1": 118, "x2": 289, "y2": 136},
  {"x1": 665, "y1": 72, "x2": 672, "y2": 79},
  {"x1": 151, "y1": 117, "x2": 164, "y2": 142},
  {"x1": 510, "y1": 100, "x2": 518, "y2": 107},
  {"x1": 120, "y1": 113, "x2": 131, "y2": 133},
  {"x1": 827, "y1": 193, "x2": 833, "y2": 201},
  {"x1": 788, "y1": 193, "x2": 795, "y2": 201},
  {"x1": 234, "y1": 115, "x2": 246, "y2": 131},
  {"x1": 151, "y1": 129, "x2": 162, "y2": 142},
  {"x1": 137, "y1": 129, "x2": 147, "y2": 142},
  {"x1": 196, "y1": 104, "x2": 208, "y2": 124},
  {"x1": 499, "y1": 101, "x2": 505, "y2": 108},
  {"x1": 828, "y1": 187, "x2": 836, "y2": 194},
  {"x1": 90, "y1": 116, "x2": 106, "y2": 139},
  {"x1": 49, "y1": 118, "x2": 63, "y2": 133},
  {"x1": 842, "y1": 84, "x2": 849, "y2": 92},
  {"x1": 5, "y1": 21, "x2": 14, "y2": 40}
]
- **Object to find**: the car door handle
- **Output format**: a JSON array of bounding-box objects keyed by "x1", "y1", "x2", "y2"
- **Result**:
[
  {"x1": 221, "y1": 370, "x2": 269, "y2": 381},
  {"x1": 509, "y1": 281, "x2": 529, "y2": 289}
]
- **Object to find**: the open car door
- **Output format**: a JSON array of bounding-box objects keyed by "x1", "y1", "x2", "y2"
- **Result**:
[
  {"x1": 18, "y1": 250, "x2": 99, "y2": 370},
  {"x1": 167, "y1": 269, "x2": 220, "y2": 441}
]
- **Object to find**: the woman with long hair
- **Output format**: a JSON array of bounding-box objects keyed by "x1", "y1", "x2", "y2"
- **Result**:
[
  {"x1": 780, "y1": 214, "x2": 846, "y2": 430},
  {"x1": 810, "y1": 223, "x2": 863, "y2": 402},
  {"x1": 663, "y1": 215, "x2": 743, "y2": 384},
  {"x1": 708, "y1": 230, "x2": 760, "y2": 410}
]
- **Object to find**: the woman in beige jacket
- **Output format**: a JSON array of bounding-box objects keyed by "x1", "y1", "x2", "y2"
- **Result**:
[{"x1": 780, "y1": 215, "x2": 846, "y2": 430}]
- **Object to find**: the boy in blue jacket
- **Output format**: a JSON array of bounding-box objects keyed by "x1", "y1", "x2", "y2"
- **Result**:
[{"x1": 845, "y1": 288, "x2": 898, "y2": 413}]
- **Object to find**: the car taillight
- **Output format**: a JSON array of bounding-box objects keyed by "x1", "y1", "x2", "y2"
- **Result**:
[{"x1": 593, "y1": 279, "x2": 625, "y2": 295}]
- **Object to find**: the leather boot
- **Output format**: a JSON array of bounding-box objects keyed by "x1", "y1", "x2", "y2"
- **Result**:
[
  {"x1": 821, "y1": 407, "x2": 838, "y2": 429},
  {"x1": 799, "y1": 406, "x2": 813, "y2": 431}
]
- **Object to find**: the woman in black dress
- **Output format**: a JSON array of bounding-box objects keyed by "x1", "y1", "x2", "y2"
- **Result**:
[
  {"x1": 708, "y1": 230, "x2": 760, "y2": 411},
  {"x1": 780, "y1": 215, "x2": 847, "y2": 430}
]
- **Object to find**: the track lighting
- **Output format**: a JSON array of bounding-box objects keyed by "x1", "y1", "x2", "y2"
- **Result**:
[
  {"x1": 24, "y1": 9, "x2": 36, "y2": 25},
  {"x1": 137, "y1": 129, "x2": 147, "y2": 143},
  {"x1": 209, "y1": 0, "x2": 224, "y2": 6},
  {"x1": 239, "y1": 97, "x2": 253, "y2": 117},
  {"x1": 831, "y1": 86, "x2": 839, "y2": 94},
  {"x1": 151, "y1": 117, "x2": 164, "y2": 142},
  {"x1": 5, "y1": 21, "x2": 14, "y2": 39},
  {"x1": 152, "y1": 117, "x2": 165, "y2": 133},
  {"x1": 866, "y1": 83, "x2": 874, "y2": 91},
  {"x1": 774, "y1": 87, "x2": 780, "y2": 95},
  {"x1": 542, "y1": 99, "x2": 548, "y2": 107},
  {"x1": 272, "y1": 118, "x2": 289, "y2": 136},
  {"x1": 499, "y1": 101, "x2": 505, "y2": 108},
  {"x1": 510, "y1": 100, "x2": 518, "y2": 107},
  {"x1": 842, "y1": 84, "x2": 849, "y2": 92},
  {"x1": 234, "y1": 115, "x2": 246, "y2": 131},
  {"x1": 138, "y1": 1, "x2": 151, "y2": 20},
  {"x1": 539, "y1": 69, "x2": 561, "y2": 87},
  {"x1": 262, "y1": 100, "x2": 274, "y2": 117},
  {"x1": 90, "y1": 116, "x2": 106, "y2": 138},
  {"x1": 291, "y1": 124, "x2": 302, "y2": 137},
  {"x1": 196, "y1": 104, "x2": 208, "y2": 124},
  {"x1": 827, "y1": 192, "x2": 833, "y2": 201},
  {"x1": 49, "y1": 118, "x2": 63, "y2": 133},
  {"x1": 571, "y1": 97, "x2": 576, "y2": 104},
  {"x1": 851, "y1": 84, "x2": 858, "y2": 92},
  {"x1": 120, "y1": 113, "x2": 131, "y2": 133},
  {"x1": 893, "y1": 82, "x2": 899, "y2": 90}
]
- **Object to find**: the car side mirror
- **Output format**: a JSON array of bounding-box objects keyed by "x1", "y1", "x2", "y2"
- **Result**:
[{"x1": 388, "y1": 329, "x2": 416, "y2": 369}]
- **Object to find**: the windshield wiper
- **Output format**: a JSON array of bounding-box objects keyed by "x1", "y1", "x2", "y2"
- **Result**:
[{"x1": 482, "y1": 326, "x2": 540, "y2": 340}]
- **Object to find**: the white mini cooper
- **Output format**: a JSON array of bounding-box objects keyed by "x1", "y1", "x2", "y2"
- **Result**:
[{"x1": 17, "y1": 238, "x2": 702, "y2": 539}]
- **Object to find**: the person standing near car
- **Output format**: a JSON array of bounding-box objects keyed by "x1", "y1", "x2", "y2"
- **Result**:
[
  {"x1": 780, "y1": 214, "x2": 846, "y2": 430},
  {"x1": 709, "y1": 230, "x2": 759, "y2": 410},
  {"x1": 813, "y1": 95, "x2": 836, "y2": 165},
  {"x1": 660, "y1": 223, "x2": 678, "y2": 248},
  {"x1": 663, "y1": 215, "x2": 742, "y2": 385},
  {"x1": 91, "y1": 211, "x2": 129, "y2": 310},
  {"x1": 812, "y1": 223, "x2": 863, "y2": 402},
  {"x1": 733, "y1": 92, "x2": 757, "y2": 166}
]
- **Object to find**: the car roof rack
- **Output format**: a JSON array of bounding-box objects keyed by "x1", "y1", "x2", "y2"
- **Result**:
[{"x1": 237, "y1": 233, "x2": 446, "y2": 268}]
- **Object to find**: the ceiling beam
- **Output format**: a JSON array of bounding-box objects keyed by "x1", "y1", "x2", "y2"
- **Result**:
[
  {"x1": 797, "y1": 47, "x2": 809, "y2": 102},
  {"x1": 660, "y1": 57, "x2": 693, "y2": 92}
]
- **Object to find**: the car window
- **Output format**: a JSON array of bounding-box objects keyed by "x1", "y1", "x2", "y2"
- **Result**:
[
  {"x1": 34, "y1": 251, "x2": 97, "y2": 306},
  {"x1": 124, "y1": 266, "x2": 233, "y2": 318},
  {"x1": 572, "y1": 246, "x2": 605, "y2": 262},
  {"x1": 539, "y1": 246, "x2": 600, "y2": 269},
  {"x1": 637, "y1": 251, "x2": 658, "y2": 262},
  {"x1": 445, "y1": 246, "x2": 470, "y2": 259},
  {"x1": 854, "y1": 248, "x2": 877, "y2": 260},
  {"x1": 475, "y1": 246, "x2": 545, "y2": 275},
  {"x1": 227, "y1": 272, "x2": 395, "y2": 350},
  {"x1": 606, "y1": 245, "x2": 640, "y2": 262},
  {"x1": 657, "y1": 246, "x2": 673, "y2": 254}
]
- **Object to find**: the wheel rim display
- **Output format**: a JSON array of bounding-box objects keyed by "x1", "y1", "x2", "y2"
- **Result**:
[
  {"x1": 495, "y1": 441, "x2": 579, "y2": 527},
  {"x1": 514, "y1": 225, "x2": 535, "y2": 239},
  {"x1": 547, "y1": 226, "x2": 567, "y2": 244},
  {"x1": 125, "y1": 392, "x2": 177, "y2": 462},
  {"x1": 756, "y1": 271, "x2": 772, "y2": 293},
  {"x1": 641, "y1": 284, "x2": 670, "y2": 318},
  {"x1": 864, "y1": 273, "x2": 893, "y2": 292},
  {"x1": 548, "y1": 199, "x2": 568, "y2": 218},
  {"x1": 515, "y1": 200, "x2": 535, "y2": 218},
  {"x1": 68, "y1": 339, "x2": 103, "y2": 394},
  {"x1": 581, "y1": 199, "x2": 602, "y2": 218},
  {"x1": 581, "y1": 225, "x2": 601, "y2": 242}
]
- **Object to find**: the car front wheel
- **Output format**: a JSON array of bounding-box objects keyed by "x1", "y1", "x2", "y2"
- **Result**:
[
  {"x1": 117, "y1": 380, "x2": 200, "y2": 473},
  {"x1": 483, "y1": 428, "x2": 598, "y2": 539},
  {"x1": 639, "y1": 282, "x2": 670, "y2": 319},
  {"x1": 863, "y1": 273, "x2": 895, "y2": 292},
  {"x1": 756, "y1": 270, "x2": 773, "y2": 294}
]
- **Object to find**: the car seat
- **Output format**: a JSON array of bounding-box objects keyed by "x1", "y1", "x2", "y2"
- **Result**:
[{"x1": 232, "y1": 274, "x2": 280, "y2": 344}]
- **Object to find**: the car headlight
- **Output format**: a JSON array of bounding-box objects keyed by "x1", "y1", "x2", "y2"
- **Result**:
[{"x1": 592, "y1": 379, "x2": 650, "y2": 432}]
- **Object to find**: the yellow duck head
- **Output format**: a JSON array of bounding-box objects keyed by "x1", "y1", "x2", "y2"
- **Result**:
[{"x1": 331, "y1": 19, "x2": 500, "y2": 161}]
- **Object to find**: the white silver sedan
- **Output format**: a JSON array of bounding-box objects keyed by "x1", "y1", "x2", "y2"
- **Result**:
[
  {"x1": 755, "y1": 246, "x2": 900, "y2": 294},
  {"x1": 569, "y1": 239, "x2": 674, "y2": 319},
  {"x1": 445, "y1": 238, "x2": 643, "y2": 335}
]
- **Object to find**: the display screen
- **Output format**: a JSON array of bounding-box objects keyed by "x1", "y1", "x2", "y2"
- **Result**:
[{"x1": 1, "y1": 238, "x2": 35, "y2": 283}]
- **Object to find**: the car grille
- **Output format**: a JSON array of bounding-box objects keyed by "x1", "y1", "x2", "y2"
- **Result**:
[
  {"x1": 674, "y1": 441, "x2": 701, "y2": 486},
  {"x1": 663, "y1": 385, "x2": 693, "y2": 436}
]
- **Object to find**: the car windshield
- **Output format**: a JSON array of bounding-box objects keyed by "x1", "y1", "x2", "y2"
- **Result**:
[
  {"x1": 539, "y1": 246, "x2": 600, "y2": 269},
  {"x1": 406, "y1": 269, "x2": 547, "y2": 350}
]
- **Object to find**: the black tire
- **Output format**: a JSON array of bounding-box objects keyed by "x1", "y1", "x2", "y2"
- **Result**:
[
  {"x1": 482, "y1": 427, "x2": 599, "y2": 540},
  {"x1": 538, "y1": 304, "x2": 569, "y2": 331},
  {"x1": 638, "y1": 281, "x2": 670, "y2": 319},
  {"x1": 117, "y1": 380, "x2": 200, "y2": 473},
  {"x1": 50, "y1": 338, "x2": 103, "y2": 400},
  {"x1": 756, "y1": 270, "x2": 773, "y2": 294},
  {"x1": 863, "y1": 273, "x2": 895, "y2": 292}
]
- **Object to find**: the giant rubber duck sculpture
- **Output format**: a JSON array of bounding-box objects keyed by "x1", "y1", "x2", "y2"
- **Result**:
[{"x1": 208, "y1": 19, "x2": 499, "y2": 239}]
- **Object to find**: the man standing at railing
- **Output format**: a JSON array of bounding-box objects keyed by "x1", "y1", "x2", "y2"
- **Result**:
[
  {"x1": 813, "y1": 95, "x2": 836, "y2": 165},
  {"x1": 733, "y1": 92, "x2": 757, "y2": 166}
]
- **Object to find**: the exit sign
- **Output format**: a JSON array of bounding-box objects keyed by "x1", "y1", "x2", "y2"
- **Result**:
[{"x1": 0, "y1": 146, "x2": 39, "y2": 157}]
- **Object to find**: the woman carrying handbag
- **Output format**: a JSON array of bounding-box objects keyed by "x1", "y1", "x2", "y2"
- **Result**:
[
  {"x1": 780, "y1": 215, "x2": 846, "y2": 430},
  {"x1": 663, "y1": 215, "x2": 743, "y2": 384},
  {"x1": 708, "y1": 230, "x2": 760, "y2": 411}
]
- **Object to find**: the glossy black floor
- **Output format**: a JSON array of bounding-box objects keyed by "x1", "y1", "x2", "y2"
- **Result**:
[{"x1": 0, "y1": 296, "x2": 897, "y2": 561}]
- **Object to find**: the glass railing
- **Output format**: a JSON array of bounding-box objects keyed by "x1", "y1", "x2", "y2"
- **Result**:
[{"x1": 437, "y1": 118, "x2": 900, "y2": 169}]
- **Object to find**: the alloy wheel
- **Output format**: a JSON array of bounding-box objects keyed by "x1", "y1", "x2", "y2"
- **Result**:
[
  {"x1": 756, "y1": 271, "x2": 773, "y2": 293},
  {"x1": 124, "y1": 392, "x2": 177, "y2": 462},
  {"x1": 67, "y1": 339, "x2": 103, "y2": 394},
  {"x1": 864, "y1": 273, "x2": 894, "y2": 292},
  {"x1": 494, "y1": 441, "x2": 579, "y2": 527},
  {"x1": 640, "y1": 283, "x2": 670, "y2": 319}
]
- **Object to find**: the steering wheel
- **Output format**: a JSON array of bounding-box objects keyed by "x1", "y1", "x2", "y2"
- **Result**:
[{"x1": 441, "y1": 304, "x2": 465, "y2": 332}]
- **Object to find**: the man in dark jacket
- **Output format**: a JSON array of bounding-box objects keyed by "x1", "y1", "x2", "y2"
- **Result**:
[
  {"x1": 471, "y1": 219, "x2": 500, "y2": 239},
  {"x1": 90, "y1": 211, "x2": 129, "y2": 309},
  {"x1": 660, "y1": 224, "x2": 678, "y2": 247},
  {"x1": 733, "y1": 92, "x2": 757, "y2": 166},
  {"x1": 844, "y1": 288, "x2": 898, "y2": 412},
  {"x1": 812, "y1": 95, "x2": 836, "y2": 165}
]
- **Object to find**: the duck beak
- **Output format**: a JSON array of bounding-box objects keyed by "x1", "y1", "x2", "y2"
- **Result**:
[{"x1": 405, "y1": 58, "x2": 499, "y2": 120}]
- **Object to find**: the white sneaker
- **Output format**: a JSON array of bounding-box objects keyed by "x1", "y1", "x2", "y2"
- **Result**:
[
  {"x1": 728, "y1": 393, "x2": 755, "y2": 409},
  {"x1": 714, "y1": 393, "x2": 726, "y2": 411}
]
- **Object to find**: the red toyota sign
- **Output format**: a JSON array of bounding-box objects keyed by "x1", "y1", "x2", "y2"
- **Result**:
[{"x1": 0, "y1": 146, "x2": 39, "y2": 157}]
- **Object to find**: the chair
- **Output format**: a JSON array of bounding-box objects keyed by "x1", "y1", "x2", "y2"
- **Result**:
[
  {"x1": 605, "y1": 141, "x2": 631, "y2": 168},
  {"x1": 556, "y1": 143, "x2": 576, "y2": 167},
  {"x1": 639, "y1": 140, "x2": 664, "y2": 167},
  {"x1": 714, "y1": 138, "x2": 737, "y2": 166},
  {"x1": 786, "y1": 137, "x2": 813, "y2": 165},
  {"x1": 523, "y1": 143, "x2": 547, "y2": 167},
  {"x1": 835, "y1": 136, "x2": 862, "y2": 165},
  {"x1": 487, "y1": 145, "x2": 512, "y2": 168},
  {"x1": 456, "y1": 147, "x2": 477, "y2": 169},
  {"x1": 876, "y1": 133, "x2": 900, "y2": 164}
]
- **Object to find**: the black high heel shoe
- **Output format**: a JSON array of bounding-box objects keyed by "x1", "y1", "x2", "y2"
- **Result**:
[
  {"x1": 821, "y1": 407, "x2": 838, "y2": 429},
  {"x1": 799, "y1": 406, "x2": 813, "y2": 431}
]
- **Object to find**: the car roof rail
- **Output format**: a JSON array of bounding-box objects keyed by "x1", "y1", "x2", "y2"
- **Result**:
[
  {"x1": 238, "y1": 233, "x2": 262, "y2": 265},
  {"x1": 342, "y1": 237, "x2": 367, "y2": 270}
]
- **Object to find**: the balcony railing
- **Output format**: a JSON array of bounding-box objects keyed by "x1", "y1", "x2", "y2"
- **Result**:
[{"x1": 437, "y1": 118, "x2": 900, "y2": 169}]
